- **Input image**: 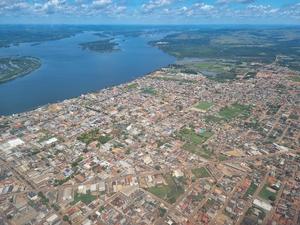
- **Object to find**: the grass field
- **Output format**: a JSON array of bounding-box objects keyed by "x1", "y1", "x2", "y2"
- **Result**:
[
  {"x1": 195, "y1": 62, "x2": 231, "y2": 74},
  {"x1": 77, "y1": 129, "x2": 111, "y2": 145},
  {"x1": 179, "y1": 128, "x2": 214, "y2": 145},
  {"x1": 142, "y1": 87, "x2": 157, "y2": 95},
  {"x1": 72, "y1": 192, "x2": 97, "y2": 205},
  {"x1": 259, "y1": 185, "x2": 277, "y2": 201},
  {"x1": 288, "y1": 76, "x2": 300, "y2": 82},
  {"x1": 218, "y1": 103, "x2": 251, "y2": 121},
  {"x1": 179, "y1": 127, "x2": 214, "y2": 158},
  {"x1": 192, "y1": 167, "x2": 211, "y2": 178},
  {"x1": 244, "y1": 182, "x2": 258, "y2": 197},
  {"x1": 147, "y1": 174, "x2": 185, "y2": 204},
  {"x1": 218, "y1": 154, "x2": 228, "y2": 161},
  {"x1": 127, "y1": 83, "x2": 138, "y2": 89},
  {"x1": 194, "y1": 101, "x2": 213, "y2": 111},
  {"x1": 182, "y1": 142, "x2": 213, "y2": 159},
  {"x1": 204, "y1": 115, "x2": 223, "y2": 124}
]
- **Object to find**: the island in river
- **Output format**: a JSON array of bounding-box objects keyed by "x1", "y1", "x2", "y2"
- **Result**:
[
  {"x1": 0, "y1": 56, "x2": 41, "y2": 83},
  {"x1": 79, "y1": 38, "x2": 118, "y2": 53}
]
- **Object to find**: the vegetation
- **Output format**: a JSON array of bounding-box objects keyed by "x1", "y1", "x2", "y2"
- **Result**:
[
  {"x1": 72, "y1": 192, "x2": 97, "y2": 205},
  {"x1": 245, "y1": 206, "x2": 266, "y2": 223},
  {"x1": 204, "y1": 115, "x2": 223, "y2": 124},
  {"x1": 259, "y1": 185, "x2": 277, "y2": 201},
  {"x1": 149, "y1": 76, "x2": 197, "y2": 83},
  {"x1": 194, "y1": 101, "x2": 213, "y2": 111},
  {"x1": 71, "y1": 156, "x2": 83, "y2": 168},
  {"x1": 142, "y1": 87, "x2": 157, "y2": 95},
  {"x1": 244, "y1": 182, "x2": 258, "y2": 197},
  {"x1": 38, "y1": 192, "x2": 49, "y2": 206},
  {"x1": 158, "y1": 207, "x2": 167, "y2": 217},
  {"x1": 179, "y1": 128, "x2": 213, "y2": 146},
  {"x1": 51, "y1": 203, "x2": 60, "y2": 211},
  {"x1": 151, "y1": 28, "x2": 300, "y2": 72},
  {"x1": 54, "y1": 175, "x2": 73, "y2": 186},
  {"x1": 80, "y1": 39, "x2": 118, "y2": 53},
  {"x1": 0, "y1": 56, "x2": 41, "y2": 83},
  {"x1": 288, "y1": 76, "x2": 300, "y2": 82},
  {"x1": 77, "y1": 129, "x2": 111, "y2": 145},
  {"x1": 63, "y1": 215, "x2": 70, "y2": 222},
  {"x1": 0, "y1": 25, "x2": 81, "y2": 48},
  {"x1": 289, "y1": 114, "x2": 299, "y2": 120},
  {"x1": 98, "y1": 135, "x2": 112, "y2": 144},
  {"x1": 192, "y1": 167, "x2": 210, "y2": 178},
  {"x1": 127, "y1": 83, "x2": 139, "y2": 89},
  {"x1": 147, "y1": 174, "x2": 185, "y2": 204},
  {"x1": 218, "y1": 154, "x2": 228, "y2": 161},
  {"x1": 218, "y1": 103, "x2": 251, "y2": 121},
  {"x1": 179, "y1": 127, "x2": 214, "y2": 158}
]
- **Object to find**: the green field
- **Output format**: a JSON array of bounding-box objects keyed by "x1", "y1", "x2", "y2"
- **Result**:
[
  {"x1": 0, "y1": 56, "x2": 41, "y2": 83},
  {"x1": 192, "y1": 167, "x2": 211, "y2": 178},
  {"x1": 77, "y1": 129, "x2": 111, "y2": 145},
  {"x1": 218, "y1": 103, "x2": 251, "y2": 121},
  {"x1": 194, "y1": 101, "x2": 213, "y2": 111},
  {"x1": 259, "y1": 185, "x2": 277, "y2": 201},
  {"x1": 218, "y1": 154, "x2": 228, "y2": 161},
  {"x1": 179, "y1": 128, "x2": 214, "y2": 145},
  {"x1": 179, "y1": 127, "x2": 214, "y2": 158},
  {"x1": 204, "y1": 115, "x2": 223, "y2": 124},
  {"x1": 147, "y1": 174, "x2": 185, "y2": 204},
  {"x1": 288, "y1": 76, "x2": 300, "y2": 82},
  {"x1": 151, "y1": 28, "x2": 300, "y2": 72},
  {"x1": 142, "y1": 87, "x2": 157, "y2": 95},
  {"x1": 244, "y1": 182, "x2": 258, "y2": 197},
  {"x1": 127, "y1": 83, "x2": 139, "y2": 89},
  {"x1": 72, "y1": 192, "x2": 97, "y2": 205},
  {"x1": 150, "y1": 76, "x2": 197, "y2": 83},
  {"x1": 182, "y1": 142, "x2": 213, "y2": 159}
]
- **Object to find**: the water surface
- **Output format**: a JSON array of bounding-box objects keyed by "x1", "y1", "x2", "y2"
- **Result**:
[{"x1": 0, "y1": 32, "x2": 175, "y2": 115}]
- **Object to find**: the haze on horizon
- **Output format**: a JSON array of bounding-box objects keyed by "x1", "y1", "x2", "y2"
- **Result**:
[{"x1": 0, "y1": 0, "x2": 299, "y2": 25}]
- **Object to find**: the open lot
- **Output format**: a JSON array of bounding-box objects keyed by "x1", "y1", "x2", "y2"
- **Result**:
[
  {"x1": 192, "y1": 167, "x2": 211, "y2": 178},
  {"x1": 147, "y1": 174, "x2": 185, "y2": 204},
  {"x1": 259, "y1": 185, "x2": 277, "y2": 201},
  {"x1": 194, "y1": 101, "x2": 213, "y2": 111}
]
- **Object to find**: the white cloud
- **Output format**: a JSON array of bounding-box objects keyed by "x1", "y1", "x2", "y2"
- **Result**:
[
  {"x1": 217, "y1": 0, "x2": 255, "y2": 4},
  {"x1": 92, "y1": 0, "x2": 112, "y2": 7},
  {"x1": 142, "y1": 0, "x2": 173, "y2": 12}
]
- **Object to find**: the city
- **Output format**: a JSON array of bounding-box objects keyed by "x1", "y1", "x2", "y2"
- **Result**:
[{"x1": 0, "y1": 61, "x2": 299, "y2": 225}]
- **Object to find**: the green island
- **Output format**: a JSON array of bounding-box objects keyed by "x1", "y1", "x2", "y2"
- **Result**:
[
  {"x1": 80, "y1": 39, "x2": 118, "y2": 53},
  {"x1": 0, "y1": 56, "x2": 41, "y2": 83}
]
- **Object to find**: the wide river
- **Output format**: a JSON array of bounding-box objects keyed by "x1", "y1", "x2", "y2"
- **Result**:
[{"x1": 0, "y1": 32, "x2": 175, "y2": 115}]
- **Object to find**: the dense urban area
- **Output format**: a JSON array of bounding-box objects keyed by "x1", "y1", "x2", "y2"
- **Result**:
[{"x1": 0, "y1": 58, "x2": 299, "y2": 225}]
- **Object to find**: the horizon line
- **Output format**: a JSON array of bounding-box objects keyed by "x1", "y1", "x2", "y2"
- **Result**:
[{"x1": 0, "y1": 23, "x2": 299, "y2": 26}]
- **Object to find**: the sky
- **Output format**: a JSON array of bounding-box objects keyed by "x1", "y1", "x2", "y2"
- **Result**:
[{"x1": 0, "y1": 0, "x2": 299, "y2": 24}]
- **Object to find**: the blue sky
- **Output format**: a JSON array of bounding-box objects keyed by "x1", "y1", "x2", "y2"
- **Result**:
[{"x1": 0, "y1": 0, "x2": 299, "y2": 24}]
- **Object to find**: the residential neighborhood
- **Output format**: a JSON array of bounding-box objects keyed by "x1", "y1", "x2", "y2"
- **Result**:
[{"x1": 0, "y1": 63, "x2": 299, "y2": 225}]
